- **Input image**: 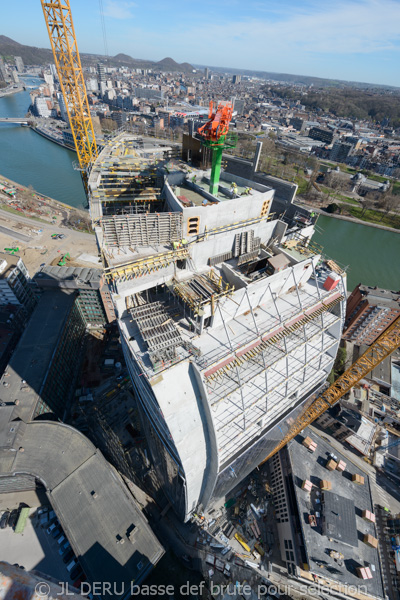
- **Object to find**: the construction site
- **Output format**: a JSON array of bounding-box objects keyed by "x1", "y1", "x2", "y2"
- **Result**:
[{"x1": 1, "y1": 2, "x2": 400, "y2": 600}]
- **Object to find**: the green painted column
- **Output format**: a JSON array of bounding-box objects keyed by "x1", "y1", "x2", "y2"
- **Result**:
[
  {"x1": 208, "y1": 133, "x2": 227, "y2": 196},
  {"x1": 209, "y1": 145, "x2": 224, "y2": 195}
]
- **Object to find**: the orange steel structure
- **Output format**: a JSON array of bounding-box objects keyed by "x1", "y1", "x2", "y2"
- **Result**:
[{"x1": 197, "y1": 101, "x2": 233, "y2": 143}]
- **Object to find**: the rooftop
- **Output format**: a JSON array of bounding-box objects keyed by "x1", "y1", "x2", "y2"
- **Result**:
[
  {"x1": 0, "y1": 422, "x2": 164, "y2": 594},
  {"x1": 0, "y1": 288, "x2": 164, "y2": 593},
  {"x1": 322, "y1": 490, "x2": 358, "y2": 547},
  {"x1": 0, "y1": 252, "x2": 21, "y2": 279},
  {"x1": 34, "y1": 266, "x2": 103, "y2": 290},
  {"x1": 359, "y1": 284, "x2": 400, "y2": 310},
  {"x1": 287, "y1": 429, "x2": 384, "y2": 599}
]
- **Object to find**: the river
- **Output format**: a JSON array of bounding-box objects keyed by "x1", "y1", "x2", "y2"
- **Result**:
[
  {"x1": 1, "y1": 81, "x2": 399, "y2": 290},
  {"x1": 0, "y1": 77, "x2": 86, "y2": 208},
  {"x1": 314, "y1": 215, "x2": 400, "y2": 291}
]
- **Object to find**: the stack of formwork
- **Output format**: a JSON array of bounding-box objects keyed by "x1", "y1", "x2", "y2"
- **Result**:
[{"x1": 102, "y1": 213, "x2": 183, "y2": 248}]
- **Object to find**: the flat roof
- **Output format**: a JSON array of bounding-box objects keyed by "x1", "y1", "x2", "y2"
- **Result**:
[
  {"x1": 34, "y1": 266, "x2": 102, "y2": 290},
  {"x1": 0, "y1": 289, "x2": 164, "y2": 593},
  {"x1": 1, "y1": 422, "x2": 163, "y2": 594},
  {"x1": 287, "y1": 429, "x2": 385, "y2": 599},
  {"x1": 322, "y1": 490, "x2": 358, "y2": 547},
  {"x1": 359, "y1": 284, "x2": 400, "y2": 310}
]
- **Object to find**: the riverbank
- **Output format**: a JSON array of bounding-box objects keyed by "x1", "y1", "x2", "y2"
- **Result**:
[
  {"x1": 0, "y1": 173, "x2": 91, "y2": 232},
  {"x1": 32, "y1": 124, "x2": 76, "y2": 152},
  {"x1": 297, "y1": 201, "x2": 400, "y2": 234},
  {"x1": 0, "y1": 84, "x2": 24, "y2": 98}
]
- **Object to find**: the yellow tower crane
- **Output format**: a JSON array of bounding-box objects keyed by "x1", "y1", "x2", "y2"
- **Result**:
[
  {"x1": 41, "y1": 0, "x2": 98, "y2": 191},
  {"x1": 260, "y1": 313, "x2": 400, "y2": 465}
]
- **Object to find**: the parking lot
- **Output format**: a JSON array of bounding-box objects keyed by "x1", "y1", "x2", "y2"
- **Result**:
[{"x1": 0, "y1": 506, "x2": 79, "y2": 585}]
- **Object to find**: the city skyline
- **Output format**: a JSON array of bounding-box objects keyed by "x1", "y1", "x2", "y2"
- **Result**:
[{"x1": 1, "y1": 0, "x2": 400, "y2": 86}]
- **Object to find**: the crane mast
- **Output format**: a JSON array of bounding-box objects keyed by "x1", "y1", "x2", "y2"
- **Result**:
[
  {"x1": 260, "y1": 313, "x2": 400, "y2": 465},
  {"x1": 41, "y1": 0, "x2": 98, "y2": 188}
]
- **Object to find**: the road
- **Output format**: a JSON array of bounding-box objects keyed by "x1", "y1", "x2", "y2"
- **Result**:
[
  {"x1": 0, "y1": 206, "x2": 94, "y2": 243},
  {"x1": 0, "y1": 224, "x2": 31, "y2": 242}
]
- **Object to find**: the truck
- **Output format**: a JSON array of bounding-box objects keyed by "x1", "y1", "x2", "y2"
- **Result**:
[{"x1": 235, "y1": 532, "x2": 251, "y2": 553}]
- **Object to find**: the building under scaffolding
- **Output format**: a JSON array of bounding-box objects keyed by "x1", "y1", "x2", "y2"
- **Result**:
[{"x1": 88, "y1": 132, "x2": 347, "y2": 522}]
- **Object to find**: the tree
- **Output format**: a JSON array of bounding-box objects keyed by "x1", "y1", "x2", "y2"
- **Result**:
[
  {"x1": 327, "y1": 203, "x2": 340, "y2": 213},
  {"x1": 379, "y1": 194, "x2": 399, "y2": 220},
  {"x1": 360, "y1": 199, "x2": 374, "y2": 217}
]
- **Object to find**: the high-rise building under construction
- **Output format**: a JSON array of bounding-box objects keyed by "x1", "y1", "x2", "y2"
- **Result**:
[{"x1": 89, "y1": 133, "x2": 346, "y2": 521}]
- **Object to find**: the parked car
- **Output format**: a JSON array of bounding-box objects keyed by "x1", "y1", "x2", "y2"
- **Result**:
[
  {"x1": 59, "y1": 541, "x2": 70, "y2": 556},
  {"x1": 0, "y1": 511, "x2": 10, "y2": 529},
  {"x1": 70, "y1": 565, "x2": 83, "y2": 581},
  {"x1": 66, "y1": 559, "x2": 78, "y2": 573},
  {"x1": 47, "y1": 523, "x2": 57, "y2": 535},
  {"x1": 51, "y1": 527, "x2": 62, "y2": 539},
  {"x1": 73, "y1": 573, "x2": 86, "y2": 588},
  {"x1": 8, "y1": 509, "x2": 19, "y2": 529},
  {"x1": 63, "y1": 550, "x2": 74, "y2": 564}
]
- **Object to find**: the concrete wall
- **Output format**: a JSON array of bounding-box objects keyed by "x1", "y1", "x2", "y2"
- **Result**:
[
  {"x1": 152, "y1": 360, "x2": 209, "y2": 520},
  {"x1": 210, "y1": 256, "x2": 316, "y2": 329},
  {"x1": 191, "y1": 364, "x2": 220, "y2": 511},
  {"x1": 180, "y1": 192, "x2": 274, "y2": 238},
  {"x1": 190, "y1": 220, "x2": 277, "y2": 267},
  {"x1": 223, "y1": 155, "x2": 253, "y2": 180}
]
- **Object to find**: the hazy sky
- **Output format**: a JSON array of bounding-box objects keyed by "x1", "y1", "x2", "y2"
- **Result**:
[{"x1": 2, "y1": 0, "x2": 400, "y2": 86}]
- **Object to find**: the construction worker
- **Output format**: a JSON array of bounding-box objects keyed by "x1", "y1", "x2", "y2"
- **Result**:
[{"x1": 192, "y1": 174, "x2": 197, "y2": 184}]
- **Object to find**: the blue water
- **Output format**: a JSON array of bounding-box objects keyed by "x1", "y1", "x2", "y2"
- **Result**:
[
  {"x1": 314, "y1": 215, "x2": 400, "y2": 292},
  {"x1": 0, "y1": 78, "x2": 86, "y2": 208}
]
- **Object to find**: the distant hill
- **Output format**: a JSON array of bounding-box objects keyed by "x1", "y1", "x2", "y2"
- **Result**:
[
  {"x1": 195, "y1": 63, "x2": 399, "y2": 90},
  {"x1": 0, "y1": 35, "x2": 53, "y2": 65},
  {"x1": 0, "y1": 35, "x2": 194, "y2": 73}
]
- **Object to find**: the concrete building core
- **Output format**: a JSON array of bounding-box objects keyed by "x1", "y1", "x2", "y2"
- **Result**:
[{"x1": 88, "y1": 132, "x2": 347, "y2": 522}]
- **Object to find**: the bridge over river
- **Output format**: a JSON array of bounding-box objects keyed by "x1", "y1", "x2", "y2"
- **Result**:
[{"x1": 0, "y1": 117, "x2": 31, "y2": 124}]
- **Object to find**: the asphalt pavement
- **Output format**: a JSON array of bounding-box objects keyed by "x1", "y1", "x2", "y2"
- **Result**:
[{"x1": 0, "y1": 224, "x2": 31, "y2": 242}]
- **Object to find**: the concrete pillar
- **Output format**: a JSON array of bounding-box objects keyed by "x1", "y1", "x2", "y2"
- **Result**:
[{"x1": 252, "y1": 141, "x2": 263, "y2": 173}]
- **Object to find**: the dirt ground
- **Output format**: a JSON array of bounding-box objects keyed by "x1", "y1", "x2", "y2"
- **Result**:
[
  {"x1": 0, "y1": 214, "x2": 99, "y2": 275},
  {"x1": 0, "y1": 174, "x2": 99, "y2": 275}
]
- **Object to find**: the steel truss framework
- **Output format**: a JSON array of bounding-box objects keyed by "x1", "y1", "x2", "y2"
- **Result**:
[
  {"x1": 41, "y1": 0, "x2": 98, "y2": 176},
  {"x1": 260, "y1": 313, "x2": 400, "y2": 464}
]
